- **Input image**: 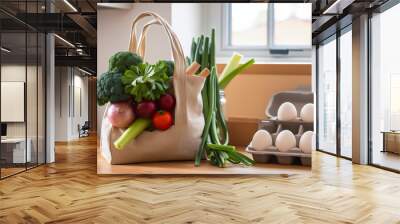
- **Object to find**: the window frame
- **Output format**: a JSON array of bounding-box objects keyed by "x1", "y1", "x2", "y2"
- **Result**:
[
  {"x1": 368, "y1": 1, "x2": 400, "y2": 172},
  {"x1": 316, "y1": 34, "x2": 338, "y2": 156},
  {"x1": 314, "y1": 24, "x2": 353, "y2": 161},
  {"x1": 221, "y1": 3, "x2": 312, "y2": 56}
]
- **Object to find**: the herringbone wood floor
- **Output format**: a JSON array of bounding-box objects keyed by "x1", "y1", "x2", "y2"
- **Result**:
[{"x1": 1, "y1": 135, "x2": 400, "y2": 224}]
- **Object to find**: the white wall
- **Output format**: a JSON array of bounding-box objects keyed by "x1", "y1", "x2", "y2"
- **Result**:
[
  {"x1": 54, "y1": 67, "x2": 89, "y2": 141},
  {"x1": 72, "y1": 73, "x2": 89, "y2": 138},
  {"x1": 55, "y1": 67, "x2": 68, "y2": 141},
  {"x1": 171, "y1": 3, "x2": 203, "y2": 56},
  {"x1": 76, "y1": 74, "x2": 89, "y2": 123}
]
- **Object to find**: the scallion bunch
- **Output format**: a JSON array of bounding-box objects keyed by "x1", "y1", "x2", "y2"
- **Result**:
[{"x1": 188, "y1": 29, "x2": 255, "y2": 167}]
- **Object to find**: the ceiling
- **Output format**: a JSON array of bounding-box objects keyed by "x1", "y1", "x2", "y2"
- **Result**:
[
  {"x1": 1, "y1": 0, "x2": 395, "y2": 73},
  {"x1": 311, "y1": 0, "x2": 391, "y2": 43},
  {"x1": 0, "y1": 0, "x2": 99, "y2": 74}
]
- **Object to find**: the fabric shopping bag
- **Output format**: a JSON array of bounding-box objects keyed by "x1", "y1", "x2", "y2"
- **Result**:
[{"x1": 100, "y1": 12, "x2": 206, "y2": 164}]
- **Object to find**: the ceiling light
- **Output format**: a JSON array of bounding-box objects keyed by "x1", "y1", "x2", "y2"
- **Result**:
[
  {"x1": 1, "y1": 47, "x2": 11, "y2": 53},
  {"x1": 54, "y1": 34, "x2": 75, "y2": 48},
  {"x1": 78, "y1": 67, "x2": 93, "y2": 76},
  {"x1": 63, "y1": 0, "x2": 78, "y2": 12}
]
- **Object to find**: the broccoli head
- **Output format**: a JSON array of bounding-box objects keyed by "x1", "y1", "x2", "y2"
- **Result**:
[
  {"x1": 97, "y1": 71, "x2": 131, "y2": 106},
  {"x1": 108, "y1": 51, "x2": 143, "y2": 73}
]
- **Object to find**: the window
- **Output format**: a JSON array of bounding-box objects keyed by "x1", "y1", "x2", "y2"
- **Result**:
[
  {"x1": 315, "y1": 26, "x2": 353, "y2": 159},
  {"x1": 317, "y1": 36, "x2": 337, "y2": 155},
  {"x1": 272, "y1": 4, "x2": 311, "y2": 48},
  {"x1": 339, "y1": 28, "x2": 352, "y2": 158},
  {"x1": 230, "y1": 4, "x2": 268, "y2": 46},
  {"x1": 225, "y1": 3, "x2": 311, "y2": 52},
  {"x1": 370, "y1": 3, "x2": 400, "y2": 171},
  {"x1": 390, "y1": 74, "x2": 400, "y2": 130}
]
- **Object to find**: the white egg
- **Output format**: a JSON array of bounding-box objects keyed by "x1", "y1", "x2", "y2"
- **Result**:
[
  {"x1": 299, "y1": 131, "x2": 314, "y2": 153},
  {"x1": 275, "y1": 130, "x2": 296, "y2": 152},
  {"x1": 277, "y1": 102, "x2": 297, "y2": 121},
  {"x1": 300, "y1": 103, "x2": 314, "y2": 122},
  {"x1": 250, "y1": 130, "x2": 272, "y2": 150}
]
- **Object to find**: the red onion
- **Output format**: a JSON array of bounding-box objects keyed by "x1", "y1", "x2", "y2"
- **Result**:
[
  {"x1": 136, "y1": 101, "x2": 157, "y2": 118},
  {"x1": 107, "y1": 102, "x2": 135, "y2": 128},
  {"x1": 158, "y1": 94, "x2": 175, "y2": 111}
]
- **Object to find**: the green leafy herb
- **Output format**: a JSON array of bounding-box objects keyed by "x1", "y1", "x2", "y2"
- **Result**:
[
  {"x1": 121, "y1": 61, "x2": 170, "y2": 103},
  {"x1": 160, "y1": 60, "x2": 174, "y2": 77}
]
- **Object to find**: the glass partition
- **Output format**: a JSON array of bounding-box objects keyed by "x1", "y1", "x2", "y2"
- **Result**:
[
  {"x1": 0, "y1": 1, "x2": 46, "y2": 179},
  {"x1": 370, "y1": 3, "x2": 400, "y2": 171},
  {"x1": 1, "y1": 31, "x2": 28, "y2": 177},
  {"x1": 317, "y1": 36, "x2": 337, "y2": 155},
  {"x1": 27, "y1": 30, "x2": 38, "y2": 169},
  {"x1": 38, "y1": 32, "x2": 45, "y2": 165},
  {"x1": 339, "y1": 28, "x2": 352, "y2": 158}
]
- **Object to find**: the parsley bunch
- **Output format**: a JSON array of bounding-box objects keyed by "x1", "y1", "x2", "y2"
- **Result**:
[{"x1": 121, "y1": 61, "x2": 170, "y2": 103}]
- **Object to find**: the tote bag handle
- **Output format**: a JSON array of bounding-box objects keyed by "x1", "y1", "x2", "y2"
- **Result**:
[
  {"x1": 128, "y1": 12, "x2": 185, "y2": 77},
  {"x1": 136, "y1": 19, "x2": 161, "y2": 59}
]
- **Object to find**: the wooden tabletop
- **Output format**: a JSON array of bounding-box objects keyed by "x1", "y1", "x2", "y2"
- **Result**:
[{"x1": 97, "y1": 147, "x2": 310, "y2": 175}]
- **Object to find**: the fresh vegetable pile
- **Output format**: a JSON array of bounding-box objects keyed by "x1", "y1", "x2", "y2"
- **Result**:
[
  {"x1": 187, "y1": 29, "x2": 256, "y2": 167},
  {"x1": 98, "y1": 29, "x2": 255, "y2": 168},
  {"x1": 98, "y1": 51, "x2": 176, "y2": 150}
]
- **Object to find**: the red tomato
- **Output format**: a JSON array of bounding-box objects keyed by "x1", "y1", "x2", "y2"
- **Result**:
[{"x1": 152, "y1": 111, "x2": 173, "y2": 130}]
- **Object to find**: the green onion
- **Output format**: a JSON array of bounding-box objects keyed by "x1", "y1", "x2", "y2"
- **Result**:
[
  {"x1": 210, "y1": 29, "x2": 216, "y2": 67},
  {"x1": 201, "y1": 37, "x2": 209, "y2": 70},
  {"x1": 190, "y1": 37, "x2": 197, "y2": 63},
  {"x1": 214, "y1": 76, "x2": 229, "y2": 145},
  {"x1": 194, "y1": 35, "x2": 204, "y2": 64},
  {"x1": 195, "y1": 68, "x2": 216, "y2": 166},
  {"x1": 191, "y1": 29, "x2": 255, "y2": 167}
]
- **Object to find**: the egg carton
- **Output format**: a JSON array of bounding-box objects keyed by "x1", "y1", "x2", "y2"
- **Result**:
[
  {"x1": 247, "y1": 91, "x2": 313, "y2": 166},
  {"x1": 266, "y1": 91, "x2": 313, "y2": 118},
  {"x1": 246, "y1": 146, "x2": 311, "y2": 166},
  {"x1": 260, "y1": 91, "x2": 314, "y2": 133},
  {"x1": 259, "y1": 119, "x2": 313, "y2": 136},
  {"x1": 269, "y1": 123, "x2": 306, "y2": 143},
  {"x1": 248, "y1": 126, "x2": 312, "y2": 166}
]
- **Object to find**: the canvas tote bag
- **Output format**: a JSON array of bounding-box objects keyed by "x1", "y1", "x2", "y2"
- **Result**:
[{"x1": 100, "y1": 12, "x2": 206, "y2": 164}]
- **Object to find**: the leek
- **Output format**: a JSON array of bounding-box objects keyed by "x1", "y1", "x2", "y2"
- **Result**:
[
  {"x1": 218, "y1": 59, "x2": 255, "y2": 89},
  {"x1": 219, "y1": 53, "x2": 242, "y2": 82}
]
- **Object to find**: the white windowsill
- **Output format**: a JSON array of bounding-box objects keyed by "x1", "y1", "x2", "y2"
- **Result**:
[{"x1": 216, "y1": 57, "x2": 312, "y2": 65}]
